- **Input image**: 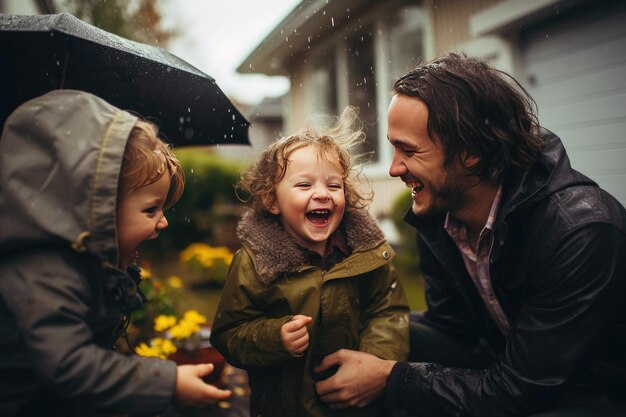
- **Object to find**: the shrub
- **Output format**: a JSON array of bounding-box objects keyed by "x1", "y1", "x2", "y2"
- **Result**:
[{"x1": 391, "y1": 189, "x2": 421, "y2": 274}]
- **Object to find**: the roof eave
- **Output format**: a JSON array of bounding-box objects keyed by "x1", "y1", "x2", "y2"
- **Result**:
[{"x1": 237, "y1": 0, "x2": 366, "y2": 76}]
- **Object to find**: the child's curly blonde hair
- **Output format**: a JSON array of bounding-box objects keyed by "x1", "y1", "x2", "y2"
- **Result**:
[
  {"x1": 238, "y1": 106, "x2": 372, "y2": 215},
  {"x1": 118, "y1": 120, "x2": 185, "y2": 208}
]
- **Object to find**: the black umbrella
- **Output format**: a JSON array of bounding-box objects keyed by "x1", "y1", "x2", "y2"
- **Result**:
[{"x1": 0, "y1": 13, "x2": 250, "y2": 147}]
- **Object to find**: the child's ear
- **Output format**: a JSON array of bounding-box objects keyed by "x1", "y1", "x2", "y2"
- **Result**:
[{"x1": 262, "y1": 194, "x2": 280, "y2": 215}]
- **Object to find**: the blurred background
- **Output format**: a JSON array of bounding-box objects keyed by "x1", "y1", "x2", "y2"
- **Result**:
[{"x1": 3, "y1": 0, "x2": 625, "y2": 324}]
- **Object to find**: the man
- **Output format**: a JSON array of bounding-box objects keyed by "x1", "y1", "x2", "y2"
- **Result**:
[{"x1": 314, "y1": 53, "x2": 626, "y2": 416}]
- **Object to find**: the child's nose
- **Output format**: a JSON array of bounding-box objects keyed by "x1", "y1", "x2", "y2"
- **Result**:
[
  {"x1": 313, "y1": 187, "x2": 331, "y2": 201},
  {"x1": 157, "y1": 213, "x2": 168, "y2": 230}
]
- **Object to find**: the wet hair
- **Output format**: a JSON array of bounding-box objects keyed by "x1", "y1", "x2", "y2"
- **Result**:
[
  {"x1": 394, "y1": 52, "x2": 543, "y2": 181},
  {"x1": 238, "y1": 106, "x2": 372, "y2": 215},
  {"x1": 117, "y1": 119, "x2": 185, "y2": 208}
]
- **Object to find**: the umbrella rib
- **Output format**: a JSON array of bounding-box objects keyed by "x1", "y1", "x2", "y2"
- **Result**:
[{"x1": 60, "y1": 38, "x2": 70, "y2": 89}]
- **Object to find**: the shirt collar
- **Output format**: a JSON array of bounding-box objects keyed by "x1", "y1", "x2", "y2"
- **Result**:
[{"x1": 444, "y1": 184, "x2": 503, "y2": 234}]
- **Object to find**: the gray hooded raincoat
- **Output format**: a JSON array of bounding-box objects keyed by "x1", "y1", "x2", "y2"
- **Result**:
[{"x1": 0, "y1": 90, "x2": 176, "y2": 416}]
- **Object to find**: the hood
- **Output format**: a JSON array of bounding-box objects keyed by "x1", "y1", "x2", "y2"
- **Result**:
[
  {"x1": 237, "y1": 208, "x2": 387, "y2": 285},
  {"x1": 500, "y1": 128, "x2": 597, "y2": 215},
  {"x1": 0, "y1": 89, "x2": 137, "y2": 266}
]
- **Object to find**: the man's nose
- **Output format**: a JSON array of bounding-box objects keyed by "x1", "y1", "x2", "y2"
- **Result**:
[{"x1": 389, "y1": 151, "x2": 406, "y2": 178}]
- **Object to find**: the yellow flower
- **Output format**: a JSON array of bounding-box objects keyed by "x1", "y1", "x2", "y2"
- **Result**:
[
  {"x1": 141, "y1": 268, "x2": 153, "y2": 279},
  {"x1": 135, "y1": 338, "x2": 178, "y2": 359},
  {"x1": 168, "y1": 275, "x2": 183, "y2": 289},
  {"x1": 179, "y1": 243, "x2": 234, "y2": 268},
  {"x1": 183, "y1": 309, "x2": 207, "y2": 325},
  {"x1": 135, "y1": 342, "x2": 163, "y2": 359},
  {"x1": 169, "y1": 320, "x2": 198, "y2": 340},
  {"x1": 152, "y1": 337, "x2": 178, "y2": 355},
  {"x1": 154, "y1": 314, "x2": 177, "y2": 332}
]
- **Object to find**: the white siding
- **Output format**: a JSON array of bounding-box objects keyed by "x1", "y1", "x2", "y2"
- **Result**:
[{"x1": 520, "y1": 1, "x2": 626, "y2": 205}]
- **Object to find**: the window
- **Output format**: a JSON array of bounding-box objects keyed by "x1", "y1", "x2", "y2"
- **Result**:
[
  {"x1": 387, "y1": 6, "x2": 426, "y2": 82},
  {"x1": 309, "y1": 46, "x2": 338, "y2": 118},
  {"x1": 347, "y1": 23, "x2": 378, "y2": 162}
]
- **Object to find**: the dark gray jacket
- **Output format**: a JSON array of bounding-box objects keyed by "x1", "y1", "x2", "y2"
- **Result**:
[
  {"x1": 386, "y1": 131, "x2": 626, "y2": 416},
  {"x1": 0, "y1": 90, "x2": 176, "y2": 416}
]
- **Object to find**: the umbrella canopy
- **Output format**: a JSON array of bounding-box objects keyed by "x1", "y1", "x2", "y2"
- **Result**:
[{"x1": 0, "y1": 13, "x2": 250, "y2": 147}]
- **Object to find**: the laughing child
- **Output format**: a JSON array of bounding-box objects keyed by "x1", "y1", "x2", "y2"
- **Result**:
[
  {"x1": 0, "y1": 90, "x2": 231, "y2": 416},
  {"x1": 210, "y1": 107, "x2": 409, "y2": 417}
]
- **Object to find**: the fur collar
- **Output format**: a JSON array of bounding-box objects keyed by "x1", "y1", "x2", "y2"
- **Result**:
[{"x1": 237, "y1": 208, "x2": 386, "y2": 285}]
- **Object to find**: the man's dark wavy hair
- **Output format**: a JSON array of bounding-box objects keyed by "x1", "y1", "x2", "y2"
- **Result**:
[{"x1": 393, "y1": 52, "x2": 543, "y2": 181}]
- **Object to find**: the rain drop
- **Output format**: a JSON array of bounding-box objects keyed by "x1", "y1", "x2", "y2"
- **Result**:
[
  {"x1": 331, "y1": 17, "x2": 335, "y2": 27},
  {"x1": 179, "y1": 117, "x2": 184, "y2": 124},
  {"x1": 187, "y1": 107, "x2": 191, "y2": 113}
]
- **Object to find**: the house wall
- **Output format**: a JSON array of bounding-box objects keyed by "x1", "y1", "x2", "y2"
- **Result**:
[
  {"x1": 266, "y1": 0, "x2": 625, "y2": 226},
  {"x1": 428, "y1": 0, "x2": 501, "y2": 56}
]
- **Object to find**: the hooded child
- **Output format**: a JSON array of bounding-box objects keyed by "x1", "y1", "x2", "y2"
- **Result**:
[{"x1": 0, "y1": 89, "x2": 231, "y2": 416}]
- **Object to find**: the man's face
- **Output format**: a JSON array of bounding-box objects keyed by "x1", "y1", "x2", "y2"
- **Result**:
[
  {"x1": 116, "y1": 174, "x2": 171, "y2": 269},
  {"x1": 387, "y1": 94, "x2": 470, "y2": 217}
]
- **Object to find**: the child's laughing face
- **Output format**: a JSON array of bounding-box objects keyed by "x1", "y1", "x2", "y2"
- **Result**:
[
  {"x1": 268, "y1": 145, "x2": 346, "y2": 256},
  {"x1": 116, "y1": 174, "x2": 171, "y2": 269}
]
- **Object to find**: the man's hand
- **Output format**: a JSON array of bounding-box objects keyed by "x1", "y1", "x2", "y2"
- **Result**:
[
  {"x1": 174, "y1": 364, "x2": 232, "y2": 407},
  {"x1": 314, "y1": 349, "x2": 396, "y2": 409},
  {"x1": 280, "y1": 314, "x2": 312, "y2": 355}
]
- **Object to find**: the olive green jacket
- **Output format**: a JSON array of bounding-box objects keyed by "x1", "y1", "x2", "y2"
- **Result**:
[{"x1": 210, "y1": 209, "x2": 409, "y2": 417}]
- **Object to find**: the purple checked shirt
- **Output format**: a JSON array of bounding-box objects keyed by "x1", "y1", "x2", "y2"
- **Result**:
[{"x1": 444, "y1": 185, "x2": 511, "y2": 336}]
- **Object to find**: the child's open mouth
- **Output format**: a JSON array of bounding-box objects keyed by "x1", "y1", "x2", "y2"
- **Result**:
[{"x1": 306, "y1": 209, "x2": 331, "y2": 225}]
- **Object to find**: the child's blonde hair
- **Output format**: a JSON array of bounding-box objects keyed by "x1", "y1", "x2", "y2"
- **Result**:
[
  {"x1": 238, "y1": 106, "x2": 372, "y2": 215},
  {"x1": 118, "y1": 120, "x2": 185, "y2": 207}
]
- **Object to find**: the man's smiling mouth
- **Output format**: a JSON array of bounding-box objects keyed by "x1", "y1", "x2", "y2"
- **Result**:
[{"x1": 405, "y1": 180, "x2": 425, "y2": 192}]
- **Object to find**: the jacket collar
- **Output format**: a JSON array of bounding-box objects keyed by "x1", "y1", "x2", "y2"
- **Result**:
[{"x1": 237, "y1": 208, "x2": 386, "y2": 285}]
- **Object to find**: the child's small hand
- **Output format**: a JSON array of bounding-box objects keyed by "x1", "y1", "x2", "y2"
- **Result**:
[
  {"x1": 174, "y1": 364, "x2": 232, "y2": 407},
  {"x1": 281, "y1": 314, "x2": 312, "y2": 356}
]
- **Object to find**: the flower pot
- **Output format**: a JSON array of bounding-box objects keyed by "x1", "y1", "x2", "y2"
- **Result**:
[{"x1": 169, "y1": 346, "x2": 226, "y2": 386}]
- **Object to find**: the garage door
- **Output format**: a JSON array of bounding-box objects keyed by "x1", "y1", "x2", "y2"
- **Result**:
[{"x1": 520, "y1": 0, "x2": 626, "y2": 206}]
